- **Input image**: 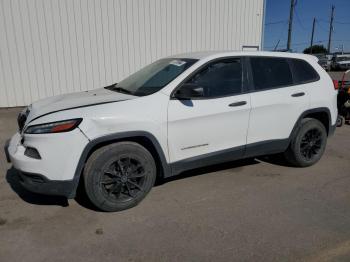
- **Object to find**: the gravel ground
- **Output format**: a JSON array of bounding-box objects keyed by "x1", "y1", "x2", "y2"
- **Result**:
[{"x1": 1, "y1": 81, "x2": 350, "y2": 261}]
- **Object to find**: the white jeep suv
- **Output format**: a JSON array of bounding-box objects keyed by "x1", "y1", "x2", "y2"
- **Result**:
[{"x1": 6, "y1": 51, "x2": 337, "y2": 211}]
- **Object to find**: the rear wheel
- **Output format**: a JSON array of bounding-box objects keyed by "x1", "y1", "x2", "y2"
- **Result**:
[
  {"x1": 337, "y1": 115, "x2": 344, "y2": 127},
  {"x1": 83, "y1": 142, "x2": 156, "y2": 212},
  {"x1": 284, "y1": 118, "x2": 327, "y2": 167}
]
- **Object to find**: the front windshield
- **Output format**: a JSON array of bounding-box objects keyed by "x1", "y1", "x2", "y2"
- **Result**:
[{"x1": 107, "y1": 58, "x2": 198, "y2": 96}]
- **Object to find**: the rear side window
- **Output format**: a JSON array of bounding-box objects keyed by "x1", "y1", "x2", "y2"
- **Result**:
[
  {"x1": 289, "y1": 59, "x2": 320, "y2": 84},
  {"x1": 250, "y1": 57, "x2": 293, "y2": 90}
]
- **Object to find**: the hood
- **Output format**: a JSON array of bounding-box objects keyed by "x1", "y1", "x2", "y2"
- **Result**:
[
  {"x1": 26, "y1": 87, "x2": 136, "y2": 123},
  {"x1": 338, "y1": 61, "x2": 350, "y2": 65}
]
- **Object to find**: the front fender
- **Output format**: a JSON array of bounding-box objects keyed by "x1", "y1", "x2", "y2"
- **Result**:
[{"x1": 68, "y1": 131, "x2": 171, "y2": 198}]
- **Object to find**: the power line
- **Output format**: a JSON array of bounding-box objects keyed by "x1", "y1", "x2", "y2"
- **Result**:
[
  {"x1": 265, "y1": 39, "x2": 350, "y2": 50},
  {"x1": 271, "y1": 21, "x2": 289, "y2": 50},
  {"x1": 265, "y1": 20, "x2": 288, "y2": 25},
  {"x1": 330, "y1": 39, "x2": 350, "y2": 43},
  {"x1": 294, "y1": 9, "x2": 308, "y2": 31},
  {"x1": 317, "y1": 19, "x2": 329, "y2": 23},
  {"x1": 315, "y1": 19, "x2": 329, "y2": 32},
  {"x1": 334, "y1": 20, "x2": 350, "y2": 25}
]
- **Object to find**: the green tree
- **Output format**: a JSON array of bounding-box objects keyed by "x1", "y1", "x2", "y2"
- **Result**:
[{"x1": 303, "y1": 45, "x2": 328, "y2": 54}]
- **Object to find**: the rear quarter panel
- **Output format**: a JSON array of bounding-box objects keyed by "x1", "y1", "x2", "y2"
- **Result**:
[{"x1": 307, "y1": 60, "x2": 338, "y2": 125}]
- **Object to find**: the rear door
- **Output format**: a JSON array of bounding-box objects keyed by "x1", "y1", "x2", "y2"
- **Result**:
[{"x1": 246, "y1": 56, "x2": 314, "y2": 150}]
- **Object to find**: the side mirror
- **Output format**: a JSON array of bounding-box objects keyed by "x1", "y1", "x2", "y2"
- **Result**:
[{"x1": 173, "y1": 83, "x2": 204, "y2": 100}]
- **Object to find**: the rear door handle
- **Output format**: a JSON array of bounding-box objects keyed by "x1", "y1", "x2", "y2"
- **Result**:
[
  {"x1": 291, "y1": 92, "x2": 305, "y2": 97},
  {"x1": 229, "y1": 101, "x2": 247, "y2": 107}
]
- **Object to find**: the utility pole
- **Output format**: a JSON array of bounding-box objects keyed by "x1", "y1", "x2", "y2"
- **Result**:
[
  {"x1": 287, "y1": 0, "x2": 296, "y2": 51},
  {"x1": 327, "y1": 5, "x2": 335, "y2": 54},
  {"x1": 310, "y1": 18, "x2": 316, "y2": 54}
]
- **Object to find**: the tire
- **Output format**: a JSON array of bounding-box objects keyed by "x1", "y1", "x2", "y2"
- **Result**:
[
  {"x1": 337, "y1": 115, "x2": 344, "y2": 127},
  {"x1": 283, "y1": 118, "x2": 327, "y2": 167},
  {"x1": 83, "y1": 142, "x2": 157, "y2": 212}
]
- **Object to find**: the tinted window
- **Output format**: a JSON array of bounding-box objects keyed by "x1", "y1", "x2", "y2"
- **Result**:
[
  {"x1": 289, "y1": 59, "x2": 319, "y2": 84},
  {"x1": 186, "y1": 58, "x2": 243, "y2": 97},
  {"x1": 250, "y1": 57, "x2": 293, "y2": 90}
]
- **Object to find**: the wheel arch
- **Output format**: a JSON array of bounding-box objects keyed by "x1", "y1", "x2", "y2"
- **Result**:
[
  {"x1": 68, "y1": 131, "x2": 170, "y2": 198},
  {"x1": 289, "y1": 107, "x2": 333, "y2": 142}
]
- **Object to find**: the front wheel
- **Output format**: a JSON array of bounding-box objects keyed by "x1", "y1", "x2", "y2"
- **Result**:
[
  {"x1": 284, "y1": 118, "x2": 327, "y2": 167},
  {"x1": 83, "y1": 142, "x2": 157, "y2": 212}
]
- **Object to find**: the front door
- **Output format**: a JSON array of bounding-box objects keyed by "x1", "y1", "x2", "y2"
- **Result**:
[{"x1": 167, "y1": 58, "x2": 251, "y2": 166}]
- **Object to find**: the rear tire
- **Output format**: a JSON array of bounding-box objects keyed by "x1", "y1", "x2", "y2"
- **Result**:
[
  {"x1": 284, "y1": 118, "x2": 327, "y2": 167},
  {"x1": 337, "y1": 115, "x2": 344, "y2": 127},
  {"x1": 83, "y1": 142, "x2": 156, "y2": 212}
]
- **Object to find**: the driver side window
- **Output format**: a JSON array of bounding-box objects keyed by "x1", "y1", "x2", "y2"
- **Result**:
[{"x1": 186, "y1": 58, "x2": 243, "y2": 97}]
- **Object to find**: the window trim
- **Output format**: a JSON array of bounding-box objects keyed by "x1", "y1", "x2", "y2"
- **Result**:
[
  {"x1": 246, "y1": 56, "x2": 321, "y2": 93},
  {"x1": 170, "y1": 56, "x2": 250, "y2": 100}
]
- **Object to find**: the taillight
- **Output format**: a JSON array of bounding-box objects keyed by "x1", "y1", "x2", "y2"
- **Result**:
[{"x1": 333, "y1": 79, "x2": 339, "y2": 89}]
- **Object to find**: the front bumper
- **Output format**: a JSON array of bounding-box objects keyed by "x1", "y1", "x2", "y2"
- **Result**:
[
  {"x1": 4, "y1": 139, "x2": 11, "y2": 163},
  {"x1": 17, "y1": 170, "x2": 75, "y2": 198},
  {"x1": 6, "y1": 130, "x2": 89, "y2": 198}
]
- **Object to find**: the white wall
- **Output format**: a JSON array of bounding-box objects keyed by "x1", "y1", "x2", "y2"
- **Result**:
[{"x1": 0, "y1": 0, "x2": 264, "y2": 107}]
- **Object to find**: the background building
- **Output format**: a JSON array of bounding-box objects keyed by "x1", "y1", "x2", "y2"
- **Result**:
[{"x1": 0, "y1": 0, "x2": 265, "y2": 107}]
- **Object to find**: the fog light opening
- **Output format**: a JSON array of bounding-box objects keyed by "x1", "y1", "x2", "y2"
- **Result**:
[{"x1": 24, "y1": 147, "x2": 41, "y2": 159}]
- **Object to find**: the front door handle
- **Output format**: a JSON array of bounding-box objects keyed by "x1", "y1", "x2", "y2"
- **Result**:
[
  {"x1": 291, "y1": 92, "x2": 305, "y2": 97},
  {"x1": 229, "y1": 101, "x2": 247, "y2": 107}
]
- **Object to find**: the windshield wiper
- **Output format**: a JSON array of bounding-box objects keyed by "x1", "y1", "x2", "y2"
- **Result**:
[
  {"x1": 113, "y1": 86, "x2": 133, "y2": 95},
  {"x1": 105, "y1": 84, "x2": 133, "y2": 95}
]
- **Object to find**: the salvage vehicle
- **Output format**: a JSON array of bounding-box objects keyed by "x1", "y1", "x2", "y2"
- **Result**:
[
  {"x1": 332, "y1": 54, "x2": 350, "y2": 71},
  {"x1": 6, "y1": 51, "x2": 338, "y2": 212},
  {"x1": 314, "y1": 54, "x2": 331, "y2": 71},
  {"x1": 335, "y1": 69, "x2": 350, "y2": 127}
]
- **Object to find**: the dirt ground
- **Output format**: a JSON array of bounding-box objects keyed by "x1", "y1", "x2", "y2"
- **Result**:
[{"x1": 1, "y1": 86, "x2": 350, "y2": 261}]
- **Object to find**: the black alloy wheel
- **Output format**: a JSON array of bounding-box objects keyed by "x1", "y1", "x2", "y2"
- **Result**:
[
  {"x1": 83, "y1": 142, "x2": 157, "y2": 212},
  {"x1": 283, "y1": 118, "x2": 327, "y2": 167},
  {"x1": 299, "y1": 128, "x2": 323, "y2": 161},
  {"x1": 100, "y1": 157, "x2": 147, "y2": 202}
]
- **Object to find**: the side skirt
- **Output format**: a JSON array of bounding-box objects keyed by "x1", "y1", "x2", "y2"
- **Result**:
[
  {"x1": 244, "y1": 139, "x2": 290, "y2": 158},
  {"x1": 169, "y1": 139, "x2": 289, "y2": 177},
  {"x1": 170, "y1": 146, "x2": 245, "y2": 176}
]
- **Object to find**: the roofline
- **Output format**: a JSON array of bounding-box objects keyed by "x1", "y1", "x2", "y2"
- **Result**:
[{"x1": 170, "y1": 51, "x2": 320, "y2": 62}]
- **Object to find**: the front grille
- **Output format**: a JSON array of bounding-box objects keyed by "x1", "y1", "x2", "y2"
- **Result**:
[{"x1": 18, "y1": 107, "x2": 30, "y2": 132}]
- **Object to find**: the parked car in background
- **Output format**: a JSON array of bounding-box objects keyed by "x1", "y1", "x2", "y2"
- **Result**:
[
  {"x1": 332, "y1": 54, "x2": 350, "y2": 71},
  {"x1": 314, "y1": 54, "x2": 331, "y2": 71},
  {"x1": 5, "y1": 51, "x2": 338, "y2": 212}
]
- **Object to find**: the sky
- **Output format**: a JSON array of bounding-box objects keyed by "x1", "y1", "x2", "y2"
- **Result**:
[{"x1": 264, "y1": 0, "x2": 350, "y2": 53}]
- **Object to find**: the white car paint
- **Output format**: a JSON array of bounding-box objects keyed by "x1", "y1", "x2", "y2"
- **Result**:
[
  {"x1": 247, "y1": 83, "x2": 310, "y2": 144},
  {"x1": 7, "y1": 51, "x2": 338, "y2": 184},
  {"x1": 26, "y1": 88, "x2": 136, "y2": 124},
  {"x1": 168, "y1": 94, "x2": 251, "y2": 162}
]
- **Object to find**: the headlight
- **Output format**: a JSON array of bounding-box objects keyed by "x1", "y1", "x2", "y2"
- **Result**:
[{"x1": 24, "y1": 118, "x2": 82, "y2": 134}]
